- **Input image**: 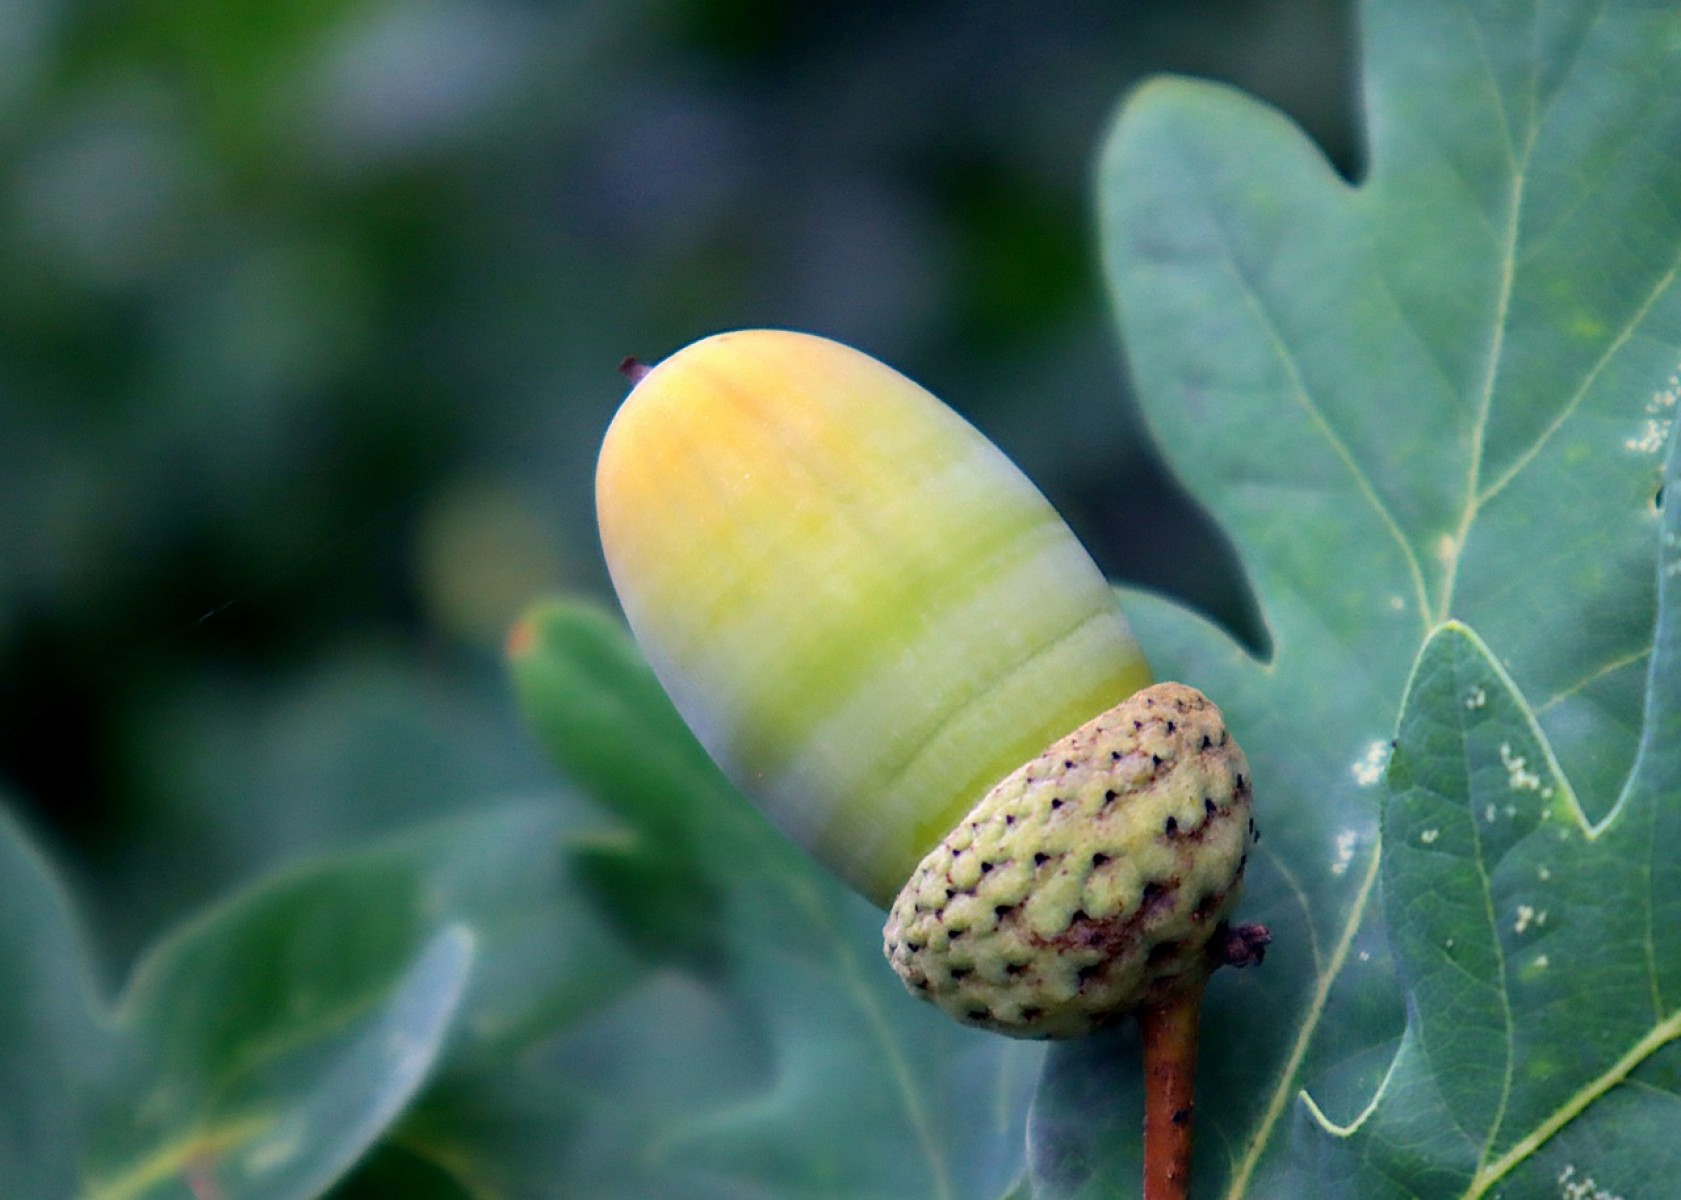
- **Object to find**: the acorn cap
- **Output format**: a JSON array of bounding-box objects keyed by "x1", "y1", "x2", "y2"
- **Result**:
[{"x1": 884, "y1": 682, "x2": 1254, "y2": 1039}]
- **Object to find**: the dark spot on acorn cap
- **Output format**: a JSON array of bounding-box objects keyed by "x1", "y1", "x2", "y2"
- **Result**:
[
  {"x1": 950, "y1": 966, "x2": 972, "y2": 980},
  {"x1": 1050, "y1": 798, "x2": 1064, "y2": 811},
  {"x1": 1064, "y1": 759, "x2": 1076, "y2": 769},
  {"x1": 1070, "y1": 909, "x2": 1089, "y2": 924},
  {"x1": 1200, "y1": 734, "x2": 1213, "y2": 750},
  {"x1": 967, "y1": 1009, "x2": 990, "y2": 1021},
  {"x1": 948, "y1": 928, "x2": 965, "y2": 940},
  {"x1": 994, "y1": 903, "x2": 1015, "y2": 919},
  {"x1": 1005, "y1": 961, "x2": 1027, "y2": 976},
  {"x1": 1141, "y1": 882, "x2": 1165, "y2": 907},
  {"x1": 1092, "y1": 852, "x2": 1111, "y2": 867},
  {"x1": 1077, "y1": 962, "x2": 1103, "y2": 984},
  {"x1": 1103, "y1": 788, "x2": 1118, "y2": 806},
  {"x1": 1034, "y1": 852, "x2": 1049, "y2": 867},
  {"x1": 1147, "y1": 939, "x2": 1182, "y2": 965},
  {"x1": 1151, "y1": 754, "x2": 1162, "y2": 768},
  {"x1": 1165, "y1": 816, "x2": 1179, "y2": 836},
  {"x1": 1021, "y1": 1006, "x2": 1044, "y2": 1022},
  {"x1": 1205, "y1": 796, "x2": 1218, "y2": 817},
  {"x1": 1237, "y1": 773, "x2": 1248, "y2": 792},
  {"x1": 979, "y1": 861, "x2": 993, "y2": 874},
  {"x1": 1166, "y1": 721, "x2": 1177, "y2": 733},
  {"x1": 1110, "y1": 749, "x2": 1122, "y2": 762}
]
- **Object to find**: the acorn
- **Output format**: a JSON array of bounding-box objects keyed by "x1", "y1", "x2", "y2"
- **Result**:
[{"x1": 594, "y1": 329, "x2": 1257, "y2": 1040}]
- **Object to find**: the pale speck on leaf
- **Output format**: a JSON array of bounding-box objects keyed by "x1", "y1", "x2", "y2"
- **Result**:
[
  {"x1": 1625, "y1": 375, "x2": 1678, "y2": 454},
  {"x1": 1499, "y1": 742, "x2": 1542, "y2": 792},
  {"x1": 1351, "y1": 740, "x2": 1390, "y2": 787},
  {"x1": 1558, "y1": 1164, "x2": 1625, "y2": 1200},
  {"x1": 1331, "y1": 828, "x2": 1358, "y2": 876}
]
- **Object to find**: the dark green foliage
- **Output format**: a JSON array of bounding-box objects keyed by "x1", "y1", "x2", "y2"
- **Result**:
[{"x1": 4, "y1": 2, "x2": 1675, "y2": 1197}]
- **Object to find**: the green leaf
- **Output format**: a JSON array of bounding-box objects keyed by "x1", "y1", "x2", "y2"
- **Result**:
[
  {"x1": 85, "y1": 927, "x2": 472, "y2": 1200},
  {"x1": 0, "y1": 806, "x2": 107, "y2": 1200},
  {"x1": 118, "y1": 647, "x2": 548, "y2": 960},
  {"x1": 1298, "y1": 421, "x2": 1681, "y2": 1196},
  {"x1": 509, "y1": 598, "x2": 1040, "y2": 1199},
  {"x1": 509, "y1": 599, "x2": 748, "y2": 973},
  {"x1": 1045, "y1": 0, "x2": 1681, "y2": 1194},
  {"x1": 508, "y1": 599, "x2": 742, "y2": 845},
  {"x1": 0, "y1": 798, "x2": 638, "y2": 1200}
]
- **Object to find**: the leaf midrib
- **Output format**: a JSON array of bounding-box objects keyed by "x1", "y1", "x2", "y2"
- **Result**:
[
  {"x1": 1464, "y1": 1009, "x2": 1681, "y2": 1198},
  {"x1": 1222, "y1": 847, "x2": 1381, "y2": 1200}
]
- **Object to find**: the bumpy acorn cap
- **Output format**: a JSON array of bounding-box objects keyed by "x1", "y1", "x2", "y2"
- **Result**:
[{"x1": 884, "y1": 682, "x2": 1254, "y2": 1039}]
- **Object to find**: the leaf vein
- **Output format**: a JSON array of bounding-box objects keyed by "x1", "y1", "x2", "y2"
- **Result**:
[
  {"x1": 1203, "y1": 206, "x2": 1435, "y2": 626},
  {"x1": 1223, "y1": 845, "x2": 1381, "y2": 1200},
  {"x1": 1534, "y1": 644, "x2": 1653, "y2": 713},
  {"x1": 1461, "y1": 684, "x2": 1520, "y2": 1180},
  {"x1": 1438, "y1": 149, "x2": 1531, "y2": 622},
  {"x1": 1476, "y1": 240, "x2": 1681, "y2": 509},
  {"x1": 1464, "y1": 1009, "x2": 1681, "y2": 1197},
  {"x1": 792, "y1": 874, "x2": 956, "y2": 1200}
]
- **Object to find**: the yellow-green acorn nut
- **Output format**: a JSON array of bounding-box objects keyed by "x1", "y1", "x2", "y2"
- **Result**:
[{"x1": 596, "y1": 329, "x2": 1255, "y2": 1040}]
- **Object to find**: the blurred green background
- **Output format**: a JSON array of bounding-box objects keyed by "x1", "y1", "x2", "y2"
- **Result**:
[{"x1": 0, "y1": 0, "x2": 1353, "y2": 970}]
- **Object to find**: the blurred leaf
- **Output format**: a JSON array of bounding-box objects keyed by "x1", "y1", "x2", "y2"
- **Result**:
[
  {"x1": 1039, "y1": 0, "x2": 1681, "y2": 1195},
  {"x1": 995, "y1": 1172, "x2": 1035, "y2": 1200},
  {"x1": 508, "y1": 599, "x2": 742, "y2": 847},
  {"x1": 0, "y1": 805, "x2": 106, "y2": 1199},
  {"x1": 86, "y1": 927, "x2": 472, "y2": 1200},
  {"x1": 508, "y1": 599, "x2": 751, "y2": 973},
  {"x1": 118, "y1": 648, "x2": 548, "y2": 955},
  {"x1": 510, "y1": 598, "x2": 1042, "y2": 1199},
  {"x1": 0, "y1": 798, "x2": 640, "y2": 1200},
  {"x1": 1300, "y1": 423, "x2": 1681, "y2": 1193}
]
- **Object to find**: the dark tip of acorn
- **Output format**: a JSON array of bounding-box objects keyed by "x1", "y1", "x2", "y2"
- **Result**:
[{"x1": 618, "y1": 356, "x2": 653, "y2": 383}]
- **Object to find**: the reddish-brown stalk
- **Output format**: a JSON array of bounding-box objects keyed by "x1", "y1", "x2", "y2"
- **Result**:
[{"x1": 1139, "y1": 923, "x2": 1272, "y2": 1200}]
